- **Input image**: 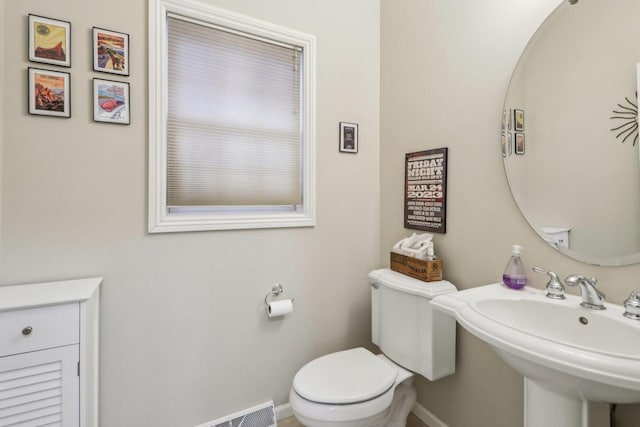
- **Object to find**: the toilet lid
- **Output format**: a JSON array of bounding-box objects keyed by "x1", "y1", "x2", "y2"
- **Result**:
[{"x1": 293, "y1": 347, "x2": 397, "y2": 405}]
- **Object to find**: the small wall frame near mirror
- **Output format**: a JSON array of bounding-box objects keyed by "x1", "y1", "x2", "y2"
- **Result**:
[
  {"x1": 514, "y1": 133, "x2": 525, "y2": 155},
  {"x1": 502, "y1": 0, "x2": 640, "y2": 266}
]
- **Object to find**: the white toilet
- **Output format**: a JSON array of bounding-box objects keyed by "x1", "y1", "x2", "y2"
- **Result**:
[{"x1": 289, "y1": 268, "x2": 457, "y2": 427}]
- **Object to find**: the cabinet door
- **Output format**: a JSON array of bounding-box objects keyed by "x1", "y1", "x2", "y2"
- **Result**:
[{"x1": 0, "y1": 345, "x2": 79, "y2": 427}]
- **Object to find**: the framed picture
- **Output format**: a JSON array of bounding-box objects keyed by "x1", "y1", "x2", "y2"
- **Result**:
[
  {"x1": 514, "y1": 109, "x2": 525, "y2": 131},
  {"x1": 28, "y1": 15, "x2": 71, "y2": 67},
  {"x1": 339, "y1": 122, "x2": 358, "y2": 153},
  {"x1": 28, "y1": 68, "x2": 71, "y2": 118},
  {"x1": 93, "y1": 78, "x2": 130, "y2": 124},
  {"x1": 92, "y1": 27, "x2": 129, "y2": 76},
  {"x1": 404, "y1": 148, "x2": 448, "y2": 233},
  {"x1": 515, "y1": 133, "x2": 525, "y2": 154}
]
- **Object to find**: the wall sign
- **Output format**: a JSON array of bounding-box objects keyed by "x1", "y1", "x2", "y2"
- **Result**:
[{"x1": 404, "y1": 148, "x2": 448, "y2": 233}]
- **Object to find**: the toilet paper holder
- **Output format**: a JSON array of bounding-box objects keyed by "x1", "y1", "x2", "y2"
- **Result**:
[{"x1": 264, "y1": 284, "x2": 294, "y2": 306}]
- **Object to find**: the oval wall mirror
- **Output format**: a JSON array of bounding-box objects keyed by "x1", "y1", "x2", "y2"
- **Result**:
[{"x1": 503, "y1": 0, "x2": 640, "y2": 266}]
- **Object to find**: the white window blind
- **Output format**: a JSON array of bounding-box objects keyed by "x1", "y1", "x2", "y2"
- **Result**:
[{"x1": 166, "y1": 15, "x2": 303, "y2": 208}]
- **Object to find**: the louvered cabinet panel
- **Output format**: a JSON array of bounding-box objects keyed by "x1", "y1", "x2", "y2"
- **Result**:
[{"x1": 0, "y1": 345, "x2": 79, "y2": 427}]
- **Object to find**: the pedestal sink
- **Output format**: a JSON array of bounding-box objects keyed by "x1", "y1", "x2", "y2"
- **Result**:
[{"x1": 431, "y1": 284, "x2": 640, "y2": 427}]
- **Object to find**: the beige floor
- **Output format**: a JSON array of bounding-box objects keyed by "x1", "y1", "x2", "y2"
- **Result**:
[{"x1": 279, "y1": 413, "x2": 428, "y2": 427}]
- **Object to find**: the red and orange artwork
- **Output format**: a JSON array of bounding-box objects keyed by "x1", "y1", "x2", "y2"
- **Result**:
[
  {"x1": 33, "y1": 72, "x2": 65, "y2": 112},
  {"x1": 33, "y1": 21, "x2": 67, "y2": 62}
]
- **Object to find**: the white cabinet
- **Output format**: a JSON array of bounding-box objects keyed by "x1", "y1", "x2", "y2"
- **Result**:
[
  {"x1": 0, "y1": 345, "x2": 80, "y2": 426},
  {"x1": 0, "y1": 278, "x2": 101, "y2": 427}
]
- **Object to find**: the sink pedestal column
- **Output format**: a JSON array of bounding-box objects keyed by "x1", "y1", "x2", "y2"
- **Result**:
[{"x1": 525, "y1": 379, "x2": 588, "y2": 427}]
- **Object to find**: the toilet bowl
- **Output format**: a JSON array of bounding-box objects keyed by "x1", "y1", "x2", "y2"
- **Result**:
[
  {"x1": 289, "y1": 269, "x2": 457, "y2": 427},
  {"x1": 289, "y1": 348, "x2": 415, "y2": 427}
]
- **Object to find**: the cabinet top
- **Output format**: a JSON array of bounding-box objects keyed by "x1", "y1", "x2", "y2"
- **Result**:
[{"x1": 0, "y1": 277, "x2": 102, "y2": 312}]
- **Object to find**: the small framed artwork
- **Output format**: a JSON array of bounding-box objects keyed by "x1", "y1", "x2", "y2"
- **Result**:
[
  {"x1": 93, "y1": 27, "x2": 130, "y2": 76},
  {"x1": 28, "y1": 14, "x2": 71, "y2": 67},
  {"x1": 93, "y1": 78, "x2": 130, "y2": 125},
  {"x1": 28, "y1": 67, "x2": 71, "y2": 118},
  {"x1": 339, "y1": 122, "x2": 358, "y2": 153},
  {"x1": 501, "y1": 109, "x2": 507, "y2": 132},
  {"x1": 514, "y1": 109, "x2": 525, "y2": 131},
  {"x1": 515, "y1": 133, "x2": 525, "y2": 154}
]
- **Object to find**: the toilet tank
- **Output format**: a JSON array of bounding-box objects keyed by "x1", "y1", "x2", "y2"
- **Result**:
[{"x1": 369, "y1": 268, "x2": 457, "y2": 381}]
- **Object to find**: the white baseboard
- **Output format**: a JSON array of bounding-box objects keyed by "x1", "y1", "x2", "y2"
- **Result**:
[
  {"x1": 412, "y1": 402, "x2": 448, "y2": 427},
  {"x1": 276, "y1": 401, "x2": 447, "y2": 427},
  {"x1": 275, "y1": 403, "x2": 293, "y2": 421}
]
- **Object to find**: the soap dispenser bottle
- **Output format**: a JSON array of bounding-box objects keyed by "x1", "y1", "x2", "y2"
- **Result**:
[{"x1": 503, "y1": 244, "x2": 527, "y2": 290}]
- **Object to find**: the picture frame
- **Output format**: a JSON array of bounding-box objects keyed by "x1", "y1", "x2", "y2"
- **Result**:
[
  {"x1": 514, "y1": 109, "x2": 525, "y2": 131},
  {"x1": 404, "y1": 148, "x2": 448, "y2": 233},
  {"x1": 28, "y1": 14, "x2": 71, "y2": 67},
  {"x1": 92, "y1": 27, "x2": 130, "y2": 76},
  {"x1": 515, "y1": 132, "x2": 525, "y2": 154},
  {"x1": 339, "y1": 122, "x2": 358, "y2": 153},
  {"x1": 93, "y1": 78, "x2": 130, "y2": 125},
  {"x1": 28, "y1": 67, "x2": 71, "y2": 118}
]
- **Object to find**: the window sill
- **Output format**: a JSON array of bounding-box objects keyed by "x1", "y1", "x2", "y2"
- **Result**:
[{"x1": 148, "y1": 210, "x2": 316, "y2": 233}]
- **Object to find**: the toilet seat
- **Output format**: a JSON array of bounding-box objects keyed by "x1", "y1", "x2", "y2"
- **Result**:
[
  {"x1": 293, "y1": 347, "x2": 397, "y2": 404},
  {"x1": 289, "y1": 383, "x2": 395, "y2": 424}
]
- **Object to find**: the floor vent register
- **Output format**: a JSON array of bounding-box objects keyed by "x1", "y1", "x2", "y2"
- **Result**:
[{"x1": 195, "y1": 401, "x2": 276, "y2": 427}]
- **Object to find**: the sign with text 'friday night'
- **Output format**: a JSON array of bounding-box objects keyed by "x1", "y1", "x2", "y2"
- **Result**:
[{"x1": 404, "y1": 148, "x2": 448, "y2": 233}]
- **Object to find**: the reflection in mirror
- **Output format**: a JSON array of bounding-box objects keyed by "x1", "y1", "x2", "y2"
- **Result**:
[{"x1": 503, "y1": 0, "x2": 640, "y2": 266}]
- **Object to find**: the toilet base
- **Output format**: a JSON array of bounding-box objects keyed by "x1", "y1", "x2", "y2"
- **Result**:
[
  {"x1": 293, "y1": 408, "x2": 389, "y2": 427},
  {"x1": 376, "y1": 381, "x2": 416, "y2": 427}
]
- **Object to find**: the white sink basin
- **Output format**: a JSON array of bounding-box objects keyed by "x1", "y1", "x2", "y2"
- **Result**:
[{"x1": 431, "y1": 284, "x2": 640, "y2": 406}]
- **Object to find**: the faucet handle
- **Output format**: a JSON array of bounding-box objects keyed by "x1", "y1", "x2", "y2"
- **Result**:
[
  {"x1": 532, "y1": 266, "x2": 565, "y2": 300},
  {"x1": 588, "y1": 277, "x2": 605, "y2": 299},
  {"x1": 623, "y1": 289, "x2": 640, "y2": 320}
]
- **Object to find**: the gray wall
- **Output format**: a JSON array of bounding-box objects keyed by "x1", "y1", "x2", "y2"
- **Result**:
[
  {"x1": 381, "y1": 0, "x2": 640, "y2": 426},
  {"x1": 1, "y1": 1, "x2": 380, "y2": 426}
]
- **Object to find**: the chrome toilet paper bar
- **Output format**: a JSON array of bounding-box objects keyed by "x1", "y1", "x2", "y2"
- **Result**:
[
  {"x1": 264, "y1": 284, "x2": 295, "y2": 306},
  {"x1": 264, "y1": 284, "x2": 284, "y2": 306},
  {"x1": 265, "y1": 284, "x2": 295, "y2": 318}
]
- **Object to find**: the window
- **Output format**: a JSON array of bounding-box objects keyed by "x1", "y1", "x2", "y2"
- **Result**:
[{"x1": 149, "y1": 0, "x2": 316, "y2": 232}]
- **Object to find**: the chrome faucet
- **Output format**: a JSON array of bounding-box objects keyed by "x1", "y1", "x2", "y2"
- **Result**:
[
  {"x1": 564, "y1": 275, "x2": 605, "y2": 310},
  {"x1": 532, "y1": 266, "x2": 565, "y2": 299},
  {"x1": 623, "y1": 289, "x2": 640, "y2": 320}
]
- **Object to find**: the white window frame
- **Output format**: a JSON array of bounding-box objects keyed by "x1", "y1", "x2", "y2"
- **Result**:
[{"x1": 148, "y1": 0, "x2": 316, "y2": 233}]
